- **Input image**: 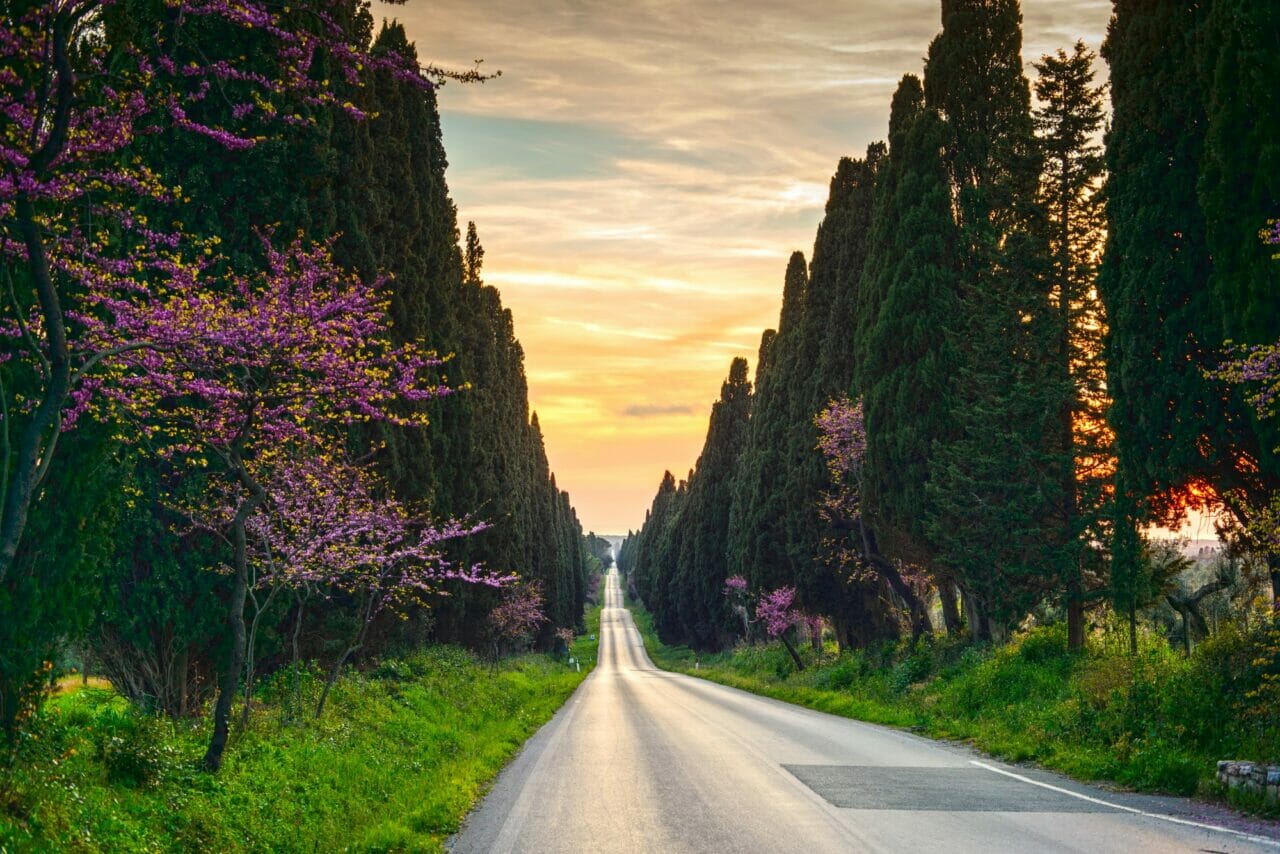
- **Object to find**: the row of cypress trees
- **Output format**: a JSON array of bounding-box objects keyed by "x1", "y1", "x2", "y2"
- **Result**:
[
  {"x1": 3, "y1": 2, "x2": 593, "y2": 724},
  {"x1": 623, "y1": 0, "x2": 1278, "y2": 653}
]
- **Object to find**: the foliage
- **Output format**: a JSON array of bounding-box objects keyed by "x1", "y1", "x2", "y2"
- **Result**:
[
  {"x1": 1, "y1": 0, "x2": 595, "y2": 759},
  {"x1": 755, "y1": 587, "x2": 801, "y2": 639},
  {"x1": 486, "y1": 581, "x2": 548, "y2": 657},
  {"x1": 855, "y1": 74, "x2": 960, "y2": 622}
]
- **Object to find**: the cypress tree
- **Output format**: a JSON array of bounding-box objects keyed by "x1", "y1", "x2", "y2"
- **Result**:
[
  {"x1": 785, "y1": 148, "x2": 892, "y2": 646},
  {"x1": 922, "y1": 0, "x2": 1058, "y2": 640},
  {"x1": 329, "y1": 27, "x2": 592, "y2": 637},
  {"x1": 726, "y1": 255, "x2": 809, "y2": 595},
  {"x1": 633, "y1": 471, "x2": 678, "y2": 610},
  {"x1": 858, "y1": 75, "x2": 964, "y2": 632},
  {"x1": 669, "y1": 358, "x2": 753, "y2": 649},
  {"x1": 1196, "y1": 0, "x2": 1280, "y2": 595},
  {"x1": 1032, "y1": 41, "x2": 1110, "y2": 650}
]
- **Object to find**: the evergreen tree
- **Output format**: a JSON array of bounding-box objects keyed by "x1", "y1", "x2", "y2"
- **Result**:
[
  {"x1": 668, "y1": 358, "x2": 753, "y2": 648},
  {"x1": 727, "y1": 255, "x2": 808, "y2": 595},
  {"x1": 633, "y1": 471, "x2": 678, "y2": 611},
  {"x1": 922, "y1": 0, "x2": 1059, "y2": 640},
  {"x1": 1196, "y1": 0, "x2": 1280, "y2": 594},
  {"x1": 858, "y1": 75, "x2": 964, "y2": 633},
  {"x1": 1032, "y1": 41, "x2": 1110, "y2": 649},
  {"x1": 786, "y1": 148, "x2": 894, "y2": 646}
]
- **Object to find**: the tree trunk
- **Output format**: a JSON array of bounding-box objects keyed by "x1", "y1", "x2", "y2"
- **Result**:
[
  {"x1": 1128, "y1": 601, "x2": 1138, "y2": 656},
  {"x1": 938, "y1": 578, "x2": 962, "y2": 636},
  {"x1": 1165, "y1": 574, "x2": 1230, "y2": 655},
  {"x1": 0, "y1": 20, "x2": 77, "y2": 578},
  {"x1": 779, "y1": 630, "x2": 805, "y2": 672},
  {"x1": 238, "y1": 583, "x2": 279, "y2": 729},
  {"x1": 290, "y1": 591, "x2": 306, "y2": 721},
  {"x1": 315, "y1": 593, "x2": 374, "y2": 718},
  {"x1": 169, "y1": 645, "x2": 189, "y2": 720},
  {"x1": 202, "y1": 511, "x2": 253, "y2": 773},
  {"x1": 315, "y1": 643, "x2": 359, "y2": 719},
  {"x1": 964, "y1": 590, "x2": 991, "y2": 643},
  {"x1": 1270, "y1": 553, "x2": 1279, "y2": 606},
  {"x1": 858, "y1": 520, "x2": 931, "y2": 639},
  {"x1": 1066, "y1": 576, "x2": 1085, "y2": 652},
  {"x1": 0, "y1": 196, "x2": 73, "y2": 582}
]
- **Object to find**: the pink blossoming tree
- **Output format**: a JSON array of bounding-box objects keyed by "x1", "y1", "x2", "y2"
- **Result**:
[
  {"x1": 754, "y1": 586, "x2": 807, "y2": 671},
  {"x1": 91, "y1": 238, "x2": 505, "y2": 768},
  {"x1": 815, "y1": 397, "x2": 932, "y2": 638},
  {"x1": 0, "y1": 0, "x2": 461, "y2": 578},
  {"x1": 487, "y1": 580, "x2": 548, "y2": 659}
]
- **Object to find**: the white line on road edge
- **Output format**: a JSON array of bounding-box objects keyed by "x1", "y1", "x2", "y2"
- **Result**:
[{"x1": 970, "y1": 760, "x2": 1280, "y2": 848}]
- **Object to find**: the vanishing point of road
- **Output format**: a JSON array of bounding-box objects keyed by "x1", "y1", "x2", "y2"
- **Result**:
[{"x1": 451, "y1": 571, "x2": 1280, "y2": 853}]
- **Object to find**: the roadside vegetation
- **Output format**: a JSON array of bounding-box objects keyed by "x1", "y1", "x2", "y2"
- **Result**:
[
  {"x1": 630, "y1": 597, "x2": 1279, "y2": 813},
  {"x1": 0, "y1": 609, "x2": 600, "y2": 852}
]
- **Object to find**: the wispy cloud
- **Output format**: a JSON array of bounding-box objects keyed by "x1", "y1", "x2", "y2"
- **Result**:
[
  {"x1": 621, "y1": 403, "x2": 697, "y2": 418},
  {"x1": 396, "y1": 0, "x2": 1114, "y2": 532}
]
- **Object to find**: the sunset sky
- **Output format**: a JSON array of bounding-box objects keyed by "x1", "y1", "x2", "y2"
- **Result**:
[{"x1": 394, "y1": 1, "x2": 1116, "y2": 534}]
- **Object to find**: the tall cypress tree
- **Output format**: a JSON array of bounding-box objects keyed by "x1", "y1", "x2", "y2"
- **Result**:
[
  {"x1": 669, "y1": 358, "x2": 753, "y2": 649},
  {"x1": 922, "y1": 0, "x2": 1058, "y2": 640},
  {"x1": 858, "y1": 75, "x2": 964, "y2": 633},
  {"x1": 329, "y1": 27, "x2": 592, "y2": 638},
  {"x1": 633, "y1": 471, "x2": 678, "y2": 612},
  {"x1": 727, "y1": 254, "x2": 809, "y2": 594},
  {"x1": 1032, "y1": 41, "x2": 1110, "y2": 650},
  {"x1": 1196, "y1": 0, "x2": 1280, "y2": 595}
]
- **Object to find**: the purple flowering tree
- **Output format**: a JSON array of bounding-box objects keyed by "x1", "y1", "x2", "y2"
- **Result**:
[
  {"x1": 0, "y1": 0, "x2": 455, "y2": 580},
  {"x1": 88, "y1": 238, "x2": 498, "y2": 768},
  {"x1": 815, "y1": 397, "x2": 932, "y2": 638},
  {"x1": 487, "y1": 581, "x2": 548, "y2": 659},
  {"x1": 755, "y1": 586, "x2": 806, "y2": 671},
  {"x1": 0, "y1": 0, "x2": 500, "y2": 759}
]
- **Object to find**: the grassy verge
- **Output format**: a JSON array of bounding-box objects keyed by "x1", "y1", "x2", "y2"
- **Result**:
[
  {"x1": 0, "y1": 606, "x2": 601, "y2": 852},
  {"x1": 629, "y1": 598, "x2": 1279, "y2": 811}
]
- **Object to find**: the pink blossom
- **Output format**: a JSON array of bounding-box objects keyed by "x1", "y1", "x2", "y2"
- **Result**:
[{"x1": 755, "y1": 587, "x2": 801, "y2": 638}]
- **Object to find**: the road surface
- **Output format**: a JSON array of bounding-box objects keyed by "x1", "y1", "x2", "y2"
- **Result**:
[{"x1": 451, "y1": 571, "x2": 1280, "y2": 853}]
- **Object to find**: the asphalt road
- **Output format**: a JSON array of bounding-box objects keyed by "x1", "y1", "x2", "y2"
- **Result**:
[{"x1": 450, "y1": 571, "x2": 1280, "y2": 853}]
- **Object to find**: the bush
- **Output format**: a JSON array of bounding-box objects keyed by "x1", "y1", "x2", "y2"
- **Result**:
[
  {"x1": 889, "y1": 646, "x2": 933, "y2": 692},
  {"x1": 813, "y1": 655, "x2": 861, "y2": 691},
  {"x1": 97, "y1": 712, "x2": 177, "y2": 789}
]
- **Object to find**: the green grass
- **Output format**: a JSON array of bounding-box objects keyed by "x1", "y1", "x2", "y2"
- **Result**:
[
  {"x1": 0, "y1": 607, "x2": 601, "y2": 852},
  {"x1": 629, "y1": 599, "x2": 1279, "y2": 808}
]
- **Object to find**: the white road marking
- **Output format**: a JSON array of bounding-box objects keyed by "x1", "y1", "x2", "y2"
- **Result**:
[{"x1": 970, "y1": 760, "x2": 1280, "y2": 848}]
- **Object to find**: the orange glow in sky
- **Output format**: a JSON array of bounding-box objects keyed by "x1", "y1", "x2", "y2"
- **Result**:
[{"x1": 397, "y1": 0, "x2": 1114, "y2": 533}]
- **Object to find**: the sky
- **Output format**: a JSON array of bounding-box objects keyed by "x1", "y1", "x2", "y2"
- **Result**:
[{"x1": 394, "y1": 0, "x2": 1114, "y2": 535}]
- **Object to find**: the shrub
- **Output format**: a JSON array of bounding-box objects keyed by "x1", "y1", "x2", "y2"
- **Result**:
[
  {"x1": 98, "y1": 714, "x2": 177, "y2": 789},
  {"x1": 889, "y1": 647, "x2": 934, "y2": 692},
  {"x1": 813, "y1": 656, "x2": 861, "y2": 691}
]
